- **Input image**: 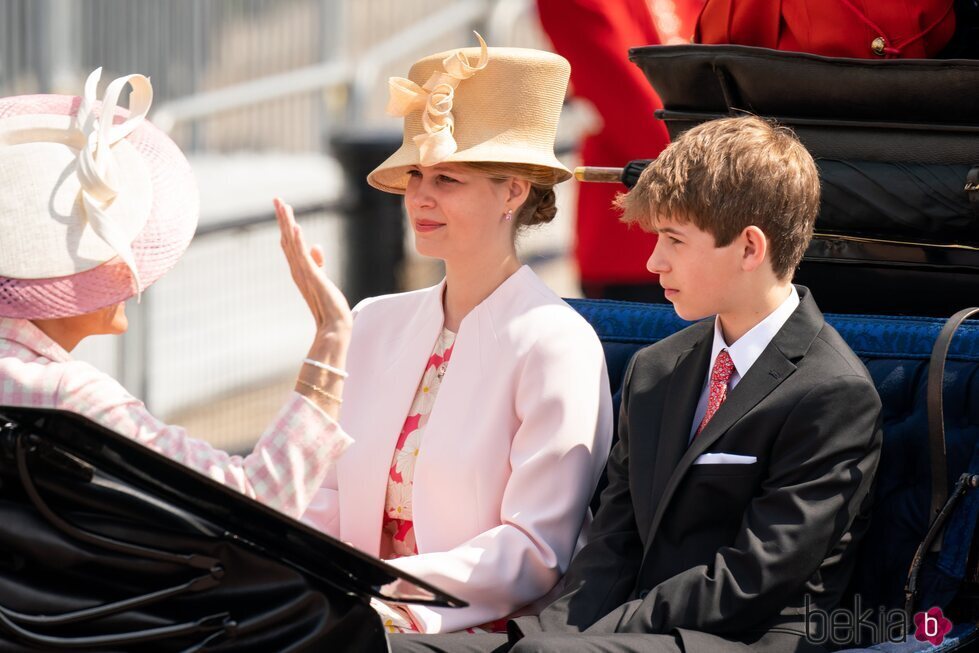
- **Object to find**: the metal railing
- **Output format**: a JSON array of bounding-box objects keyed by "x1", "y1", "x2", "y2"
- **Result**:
[
  {"x1": 138, "y1": 204, "x2": 348, "y2": 451},
  {"x1": 66, "y1": 202, "x2": 349, "y2": 452},
  {"x1": 1, "y1": 0, "x2": 540, "y2": 152}
]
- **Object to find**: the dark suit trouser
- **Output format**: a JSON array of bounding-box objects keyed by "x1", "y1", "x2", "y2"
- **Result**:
[
  {"x1": 387, "y1": 630, "x2": 825, "y2": 652},
  {"x1": 388, "y1": 632, "x2": 684, "y2": 652}
]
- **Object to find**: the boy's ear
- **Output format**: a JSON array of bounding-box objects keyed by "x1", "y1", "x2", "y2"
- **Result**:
[{"x1": 740, "y1": 226, "x2": 768, "y2": 272}]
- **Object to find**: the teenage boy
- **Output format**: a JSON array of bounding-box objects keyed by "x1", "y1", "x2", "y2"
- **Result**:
[{"x1": 391, "y1": 116, "x2": 883, "y2": 653}]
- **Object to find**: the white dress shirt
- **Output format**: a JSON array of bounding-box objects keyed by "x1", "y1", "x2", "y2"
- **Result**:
[{"x1": 689, "y1": 286, "x2": 800, "y2": 441}]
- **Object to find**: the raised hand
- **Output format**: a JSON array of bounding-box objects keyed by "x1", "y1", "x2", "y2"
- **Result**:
[
  {"x1": 275, "y1": 197, "x2": 352, "y2": 337},
  {"x1": 276, "y1": 198, "x2": 352, "y2": 418}
]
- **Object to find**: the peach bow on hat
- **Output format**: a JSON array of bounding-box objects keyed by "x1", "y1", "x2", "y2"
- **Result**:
[{"x1": 386, "y1": 32, "x2": 489, "y2": 165}]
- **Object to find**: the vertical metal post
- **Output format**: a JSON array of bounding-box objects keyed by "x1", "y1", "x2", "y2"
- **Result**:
[
  {"x1": 37, "y1": 0, "x2": 75, "y2": 93},
  {"x1": 320, "y1": 0, "x2": 348, "y2": 61},
  {"x1": 330, "y1": 130, "x2": 406, "y2": 306},
  {"x1": 32, "y1": 0, "x2": 53, "y2": 92},
  {"x1": 318, "y1": 0, "x2": 347, "y2": 141},
  {"x1": 190, "y1": 0, "x2": 206, "y2": 151}
]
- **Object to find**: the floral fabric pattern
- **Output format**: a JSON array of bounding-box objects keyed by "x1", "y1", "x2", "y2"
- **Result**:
[
  {"x1": 380, "y1": 328, "x2": 456, "y2": 561},
  {"x1": 375, "y1": 328, "x2": 511, "y2": 635},
  {"x1": 376, "y1": 328, "x2": 454, "y2": 634}
]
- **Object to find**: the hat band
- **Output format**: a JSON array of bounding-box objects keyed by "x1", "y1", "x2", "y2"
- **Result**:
[{"x1": 385, "y1": 32, "x2": 488, "y2": 166}]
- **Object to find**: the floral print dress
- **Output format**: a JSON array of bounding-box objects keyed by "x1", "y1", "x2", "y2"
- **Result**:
[
  {"x1": 372, "y1": 328, "x2": 509, "y2": 634},
  {"x1": 373, "y1": 328, "x2": 455, "y2": 633},
  {"x1": 380, "y1": 327, "x2": 456, "y2": 560}
]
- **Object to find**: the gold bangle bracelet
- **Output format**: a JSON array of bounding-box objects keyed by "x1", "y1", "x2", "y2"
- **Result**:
[{"x1": 296, "y1": 379, "x2": 343, "y2": 404}]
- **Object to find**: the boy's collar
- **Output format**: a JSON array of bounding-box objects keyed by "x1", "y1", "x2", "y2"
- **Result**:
[{"x1": 712, "y1": 285, "x2": 800, "y2": 378}]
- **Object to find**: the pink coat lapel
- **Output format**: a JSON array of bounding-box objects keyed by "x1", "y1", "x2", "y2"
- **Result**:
[{"x1": 336, "y1": 281, "x2": 446, "y2": 555}]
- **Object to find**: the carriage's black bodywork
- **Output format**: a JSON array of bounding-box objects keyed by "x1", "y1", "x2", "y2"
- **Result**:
[
  {"x1": 630, "y1": 44, "x2": 979, "y2": 317},
  {"x1": 0, "y1": 407, "x2": 463, "y2": 652}
]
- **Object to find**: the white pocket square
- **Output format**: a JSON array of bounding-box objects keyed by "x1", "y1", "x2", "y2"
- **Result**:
[{"x1": 692, "y1": 453, "x2": 757, "y2": 465}]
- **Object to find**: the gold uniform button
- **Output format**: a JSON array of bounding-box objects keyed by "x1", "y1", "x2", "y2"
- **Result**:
[{"x1": 871, "y1": 37, "x2": 886, "y2": 56}]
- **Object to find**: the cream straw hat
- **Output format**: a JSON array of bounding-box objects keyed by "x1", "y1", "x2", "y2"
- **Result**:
[
  {"x1": 0, "y1": 68, "x2": 198, "y2": 320},
  {"x1": 367, "y1": 34, "x2": 572, "y2": 194}
]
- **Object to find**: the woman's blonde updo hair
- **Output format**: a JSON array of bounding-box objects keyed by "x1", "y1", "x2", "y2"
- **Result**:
[{"x1": 460, "y1": 162, "x2": 558, "y2": 230}]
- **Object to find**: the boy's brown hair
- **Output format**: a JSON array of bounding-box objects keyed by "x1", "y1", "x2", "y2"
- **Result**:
[{"x1": 616, "y1": 116, "x2": 820, "y2": 279}]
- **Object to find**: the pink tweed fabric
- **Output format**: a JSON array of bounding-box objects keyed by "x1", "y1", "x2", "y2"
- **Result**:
[
  {"x1": 0, "y1": 317, "x2": 352, "y2": 518},
  {"x1": 0, "y1": 94, "x2": 199, "y2": 319}
]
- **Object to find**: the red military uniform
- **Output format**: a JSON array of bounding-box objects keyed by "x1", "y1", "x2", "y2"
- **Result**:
[
  {"x1": 537, "y1": 0, "x2": 672, "y2": 290},
  {"x1": 696, "y1": 0, "x2": 956, "y2": 58}
]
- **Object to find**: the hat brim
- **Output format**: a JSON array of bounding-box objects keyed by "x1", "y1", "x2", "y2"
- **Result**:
[{"x1": 367, "y1": 140, "x2": 572, "y2": 194}]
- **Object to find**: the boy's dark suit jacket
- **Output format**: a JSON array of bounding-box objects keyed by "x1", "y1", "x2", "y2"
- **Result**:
[{"x1": 513, "y1": 287, "x2": 883, "y2": 652}]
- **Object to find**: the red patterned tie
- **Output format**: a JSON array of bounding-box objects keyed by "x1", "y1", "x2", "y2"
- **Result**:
[{"x1": 695, "y1": 349, "x2": 735, "y2": 437}]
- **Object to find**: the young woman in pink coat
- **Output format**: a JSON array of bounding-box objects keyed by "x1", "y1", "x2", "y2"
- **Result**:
[{"x1": 279, "y1": 36, "x2": 614, "y2": 634}]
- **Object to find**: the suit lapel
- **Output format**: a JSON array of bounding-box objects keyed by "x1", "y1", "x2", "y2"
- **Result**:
[
  {"x1": 640, "y1": 287, "x2": 823, "y2": 559},
  {"x1": 680, "y1": 347, "x2": 797, "y2": 468},
  {"x1": 644, "y1": 332, "x2": 712, "y2": 527}
]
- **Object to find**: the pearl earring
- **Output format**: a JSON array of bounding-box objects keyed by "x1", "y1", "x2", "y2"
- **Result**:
[{"x1": 504, "y1": 209, "x2": 513, "y2": 222}]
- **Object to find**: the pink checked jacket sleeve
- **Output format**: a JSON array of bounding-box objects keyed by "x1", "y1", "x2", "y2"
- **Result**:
[{"x1": 0, "y1": 318, "x2": 351, "y2": 519}]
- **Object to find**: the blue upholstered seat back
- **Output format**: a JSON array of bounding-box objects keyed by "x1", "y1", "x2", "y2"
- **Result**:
[{"x1": 568, "y1": 299, "x2": 979, "y2": 613}]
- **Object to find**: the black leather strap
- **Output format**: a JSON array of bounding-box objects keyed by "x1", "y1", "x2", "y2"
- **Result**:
[
  {"x1": 15, "y1": 433, "x2": 221, "y2": 571},
  {"x1": 0, "y1": 608, "x2": 231, "y2": 649},
  {"x1": 0, "y1": 573, "x2": 221, "y2": 627},
  {"x1": 927, "y1": 307, "x2": 979, "y2": 526},
  {"x1": 0, "y1": 433, "x2": 236, "y2": 649},
  {"x1": 905, "y1": 472, "x2": 979, "y2": 613}
]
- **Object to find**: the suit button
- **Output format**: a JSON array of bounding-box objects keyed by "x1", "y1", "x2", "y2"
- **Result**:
[
  {"x1": 638, "y1": 590, "x2": 649, "y2": 599},
  {"x1": 871, "y1": 37, "x2": 886, "y2": 56}
]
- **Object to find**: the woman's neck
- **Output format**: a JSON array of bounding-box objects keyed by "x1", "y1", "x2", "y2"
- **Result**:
[
  {"x1": 442, "y1": 255, "x2": 522, "y2": 332},
  {"x1": 31, "y1": 318, "x2": 85, "y2": 353}
]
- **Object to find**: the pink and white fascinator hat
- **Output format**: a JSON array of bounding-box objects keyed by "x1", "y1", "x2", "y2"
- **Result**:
[
  {"x1": 0, "y1": 68, "x2": 198, "y2": 319},
  {"x1": 367, "y1": 33, "x2": 573, "y2": 194}
]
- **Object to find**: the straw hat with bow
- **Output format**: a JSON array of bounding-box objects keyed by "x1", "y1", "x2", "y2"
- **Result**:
[{"x1": 368, "y1": 34, "x2": 572, "y2": 194}]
